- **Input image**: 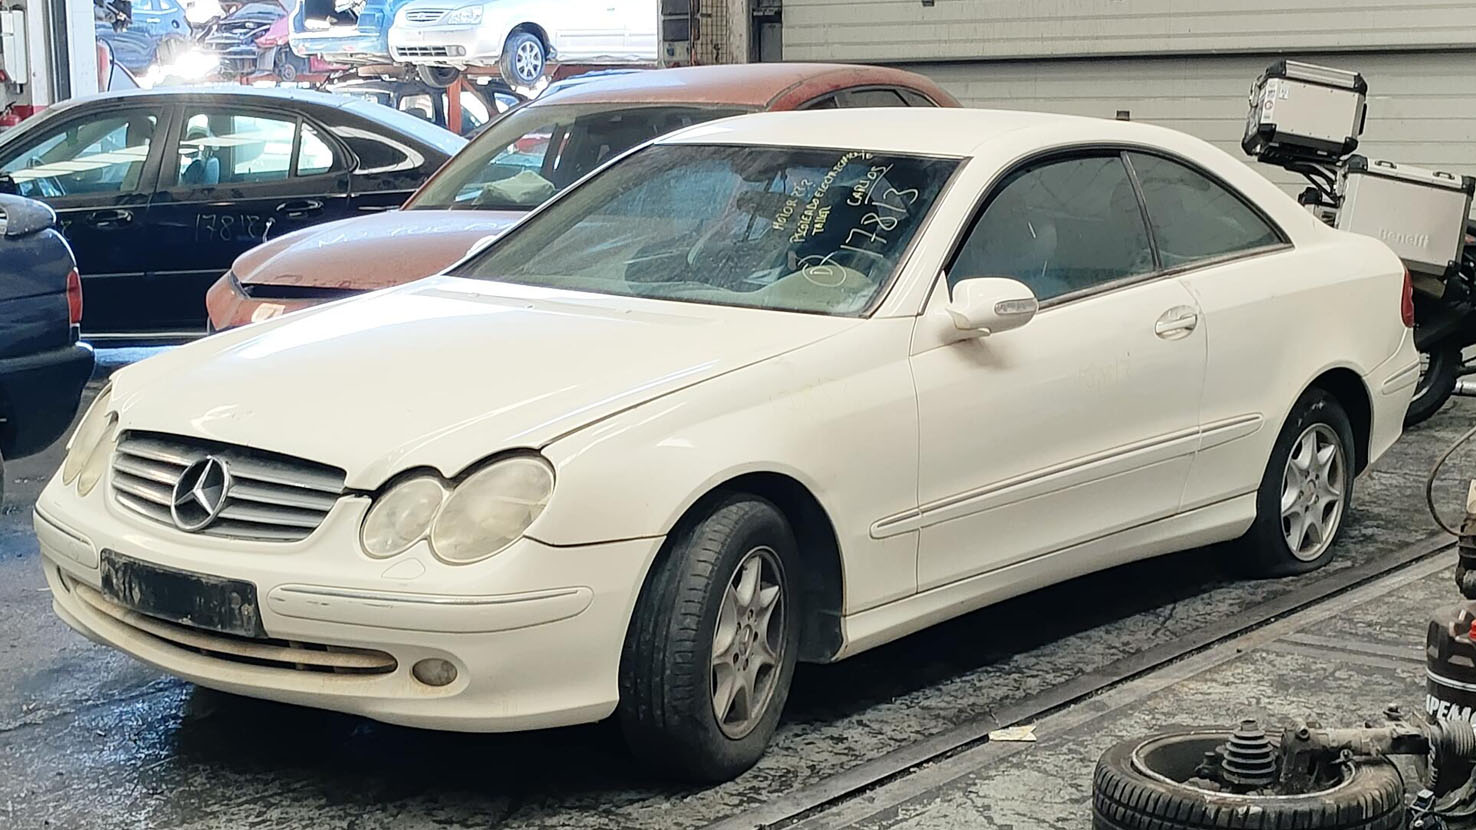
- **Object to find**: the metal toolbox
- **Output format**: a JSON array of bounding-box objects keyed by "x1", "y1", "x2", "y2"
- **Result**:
[
  {"x1": 1243, "y1": 60, "x2": 1367, "y2": 160},
  {"x1": 1336, "y1": 156, "x2": 1475, "y2": 280}
]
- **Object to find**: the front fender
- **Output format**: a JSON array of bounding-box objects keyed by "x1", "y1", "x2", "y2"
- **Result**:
[{"x1": 535, "y1": 319, "x2": 922, "y2": 614}]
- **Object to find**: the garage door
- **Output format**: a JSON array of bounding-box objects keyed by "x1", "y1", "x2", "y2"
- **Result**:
[{"x1": 902, "y1": 51, "x2": 1476, "y2": 195}]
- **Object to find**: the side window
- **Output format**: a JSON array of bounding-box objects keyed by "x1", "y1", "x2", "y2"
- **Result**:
[
  {"x1": 0, "y1": 110, "x2": 160, "y2": 198},
  {"x1": 297, "y1": 124, "x2": 335, "y2": 176},
  {"x1": 1128, "y1": 153, "x2": 1282, "y2": 268},
  {"x1": 839, "y1": 89, "x2": 908, "y2": 108},
  {"x1": 339, "y1": 133, "x2": 413, "y2": 173},
  {"x1": 898, "y1": 89, "x2": 938, "y2": 107},
  {"x1": 175, "y1": 110, "x2": 338, "y2": 187},
  {"x1": 802, "y1": 95, "x2": 839, "y2": 110},
  {"x1": 951, "y1": 155, "x2": 1155, "y2": 302}
]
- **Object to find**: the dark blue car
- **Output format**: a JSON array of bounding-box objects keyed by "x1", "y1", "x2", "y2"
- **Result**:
[{"x1": 0, "y1": 195, "x2": 95, "y2": 499}]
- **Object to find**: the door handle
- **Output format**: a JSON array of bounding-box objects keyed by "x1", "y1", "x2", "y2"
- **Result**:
[
  {"x1": 86, "y1": 208, "x2": 133, "y2": 229},
  {"x1": 1154, "y1": 306, "x2": 1199, "y2": 340},
  {"x1": 275, "y1": 199, "x2": 323, "y2": 218}
]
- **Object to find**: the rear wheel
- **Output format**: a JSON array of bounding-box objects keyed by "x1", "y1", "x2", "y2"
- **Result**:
[
  {"x1": 618, "y1": 495, "x2": 800, "y2": 782},
  {"x1": 416, "y1": 64, "x2": 461, "y2": 88},
  {"x1": 1407, "y1": 342, "x2": 1460, "y2": 427},
  {"x1": 273, "y1": 49, "x2": 299, "y2": 83},
  {"x1": 1235, "y1": 388, "x2": 1355, "y2": 577}
]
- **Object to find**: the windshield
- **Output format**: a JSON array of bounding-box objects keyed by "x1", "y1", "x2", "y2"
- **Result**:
[
  {"x1": 454, "y1": 143, "x2": 959, "y2": 316},
  {"x1": 407, "y1": 103, "x2": 749, "y2": 212}
]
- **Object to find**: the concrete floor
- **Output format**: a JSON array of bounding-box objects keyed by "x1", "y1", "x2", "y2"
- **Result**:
[{"x1": 2, "y1": 362, "x2": 1474, "y2": 829}]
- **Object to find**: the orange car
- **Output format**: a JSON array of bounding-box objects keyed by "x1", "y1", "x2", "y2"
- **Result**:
[{"x1": 206, "y1": 63, "x2": 958, "y2": 331}]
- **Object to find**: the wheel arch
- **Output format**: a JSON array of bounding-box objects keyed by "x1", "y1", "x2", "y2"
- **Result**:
[
  {"x1": 637, "y1": 471, "x2": 847, "y2": 664},
  {"x1": 509, "y1": 21, "x2": 552, "y2": 54},
  {"x1": 1306, "y1": 366, "x2": 1373, "y2": 473}
]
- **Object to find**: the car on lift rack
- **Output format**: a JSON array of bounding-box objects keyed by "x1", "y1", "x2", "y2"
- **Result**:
[
  {"x1": 0, "y1": 86, "x2": 464, "y2": 343},
  {"x1": 206, "y1": 62, "x2": 958, "y2": 330},
  {"x1": 38, "y1": 107, "x2": 1419, "y2": 781},
  {"x1": 0, "y1": 195, "x2": 94, "y2": 503},
  {"x1": 387, "y1": 0, "x2": 657, "y2": 88}
]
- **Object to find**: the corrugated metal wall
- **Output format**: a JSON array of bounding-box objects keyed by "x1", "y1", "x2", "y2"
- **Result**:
[
  {"x1": 781, "y1": 1, "x2": 1476, "y2": 191},
  {"x1": 907, "y1": 51, "x2": 1476, "y2": 188},
  {"x1": 783, "y1": 0, "x2": 1476, "y2": 63}
]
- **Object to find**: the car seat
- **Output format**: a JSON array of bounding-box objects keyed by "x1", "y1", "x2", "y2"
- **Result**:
[{"x1": 179, "y1": 124, "x2": 221, "y2": 186}]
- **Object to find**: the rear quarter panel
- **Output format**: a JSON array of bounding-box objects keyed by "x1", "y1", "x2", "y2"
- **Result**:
[
  {"x1": 1177, "y1": 228, "x2": 1410, "y2": 511},
  {"x1": 0, "y1": 227, "x2": 75, "y2": 359}
]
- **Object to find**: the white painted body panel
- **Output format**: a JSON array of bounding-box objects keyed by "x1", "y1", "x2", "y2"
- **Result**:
[
  {"x1": 36, "y1": 109, "x2": 1418, "y2": 732},
  {"x1": 388, "y1": 0, "x2": 657, "y2": 68}
]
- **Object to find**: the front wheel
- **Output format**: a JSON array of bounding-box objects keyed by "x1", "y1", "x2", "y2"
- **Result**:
[
  {"x1": 618, "y1": 495, "x2": 800, "y2": 782},
  {"x1": 1235, "y1": 387, "x2": 1355, "y2": 577},
  {"x1": 499, "y1": 31, "x2": 546, "y2": 87},
  {"x1": 1406, "y1": 342, "x2": 1460, "y2": 427}
]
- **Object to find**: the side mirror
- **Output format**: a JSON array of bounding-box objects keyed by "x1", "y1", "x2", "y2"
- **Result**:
[{"x1": 945, "y1": 276, "x2": 1038, "y2": 336}]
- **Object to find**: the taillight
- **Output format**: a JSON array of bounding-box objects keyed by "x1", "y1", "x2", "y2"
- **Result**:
[
  {"x1": 66, "y1": 267, "x2": 83, "y2": 327},
  {"x1": 1401, "y1": 267, "x2": 1415, "y2": 328}
]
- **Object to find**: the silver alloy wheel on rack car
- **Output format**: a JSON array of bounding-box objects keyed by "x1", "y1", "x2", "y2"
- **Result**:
[
  {"x1": 1280, "y1": 423, "x2": 1346, "y2": 562},
  {"x1": 514, "y1": 38, "x2": 544, "y2": 84},
  {"x1": 711, "y1": 545, "x2": 785, "y2": 740}
]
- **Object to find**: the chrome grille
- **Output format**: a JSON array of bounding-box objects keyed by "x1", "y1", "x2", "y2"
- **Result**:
[
  {"x1": 110, "y1": 431, "x2": 346, "y2": 543},
  {"x1": 403, "y1": 8, "x2": 446, "y2": 22}
]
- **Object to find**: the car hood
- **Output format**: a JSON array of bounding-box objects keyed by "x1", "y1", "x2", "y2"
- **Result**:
[
  {"x1": 233, "y1": 209, "x2": 523, "y2": 291},
  {"x1": 112, "y1": 276, "x2": 859, "y2": 488}
]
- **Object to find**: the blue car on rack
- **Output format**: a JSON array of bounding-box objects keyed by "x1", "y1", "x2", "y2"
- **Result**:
[
  {"x1": 96, "y1": 0, "x2": 192, "y2": 72},
  {"x1": 0, "y1": 195, "x2": 94, "y2": 501},
  {"x1": 289, "y1": 0, "x2": 411, "y2": 65}
]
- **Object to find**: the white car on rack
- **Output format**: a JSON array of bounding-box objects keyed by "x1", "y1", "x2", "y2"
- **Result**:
[
  {"x1": 35, "y1": 109, "x2": 1418, "y2": 782},
  {"x1": 387, "y1": 0, "x2": 656, "y2": 87}
]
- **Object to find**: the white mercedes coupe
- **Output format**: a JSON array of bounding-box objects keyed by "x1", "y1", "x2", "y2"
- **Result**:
[{"x1": 35, "y1": 109, "x2": 1419, "y2": 781}]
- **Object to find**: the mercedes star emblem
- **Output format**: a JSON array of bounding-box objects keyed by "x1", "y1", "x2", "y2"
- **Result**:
[{"x1": 170, "y1": 456, "x2": 233, "y2": 532}]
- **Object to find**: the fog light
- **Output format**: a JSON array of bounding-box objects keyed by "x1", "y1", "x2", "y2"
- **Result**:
[
  {"x1": 412, "y1": 658, "x2": 458, "y2": 687},
  {"x1": 449, "y1": 46, "x2": 466, "y2": 56}
]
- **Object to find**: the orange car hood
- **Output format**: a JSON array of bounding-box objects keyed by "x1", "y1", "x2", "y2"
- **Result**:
[{"x1": 232, "y1": 209, "x2": 524, "y2": 290}]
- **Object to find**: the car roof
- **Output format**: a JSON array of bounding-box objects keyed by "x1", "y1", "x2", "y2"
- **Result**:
[
  {"x1": 657, "y1": 107, "x2": 1199, "y2": 158},
  {"x1": 531, "y1": 63, "x2": 958, "y2": 110}
]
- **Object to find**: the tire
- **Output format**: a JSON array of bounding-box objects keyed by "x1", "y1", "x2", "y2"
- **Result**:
[
  {"x1": 273, "y1": 50, "x2": 299, "y2": 83},
  {"x1": 1406, "y1": 342, "x2": 1460, "y2": 427},
  {"x1": 1093, "y1": 730, "x2": 1406, "y2": 830},
  {"x1": 1235, "y1": 387, "x2": 1356, "y2": 577},
  {"x1": 415, "y1": 64, "x2": 460, "y2": 89},
  {"x1": 499, "y1": 30, "x2": 546, "y2": 87},
  {"x1": 618, "y1": 495, "x2": 801, "y2": 782}
]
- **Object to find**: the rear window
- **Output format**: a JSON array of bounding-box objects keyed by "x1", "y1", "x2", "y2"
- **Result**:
[{"x1": 408, "y1": 103, "x2": 750, "y2": 211}]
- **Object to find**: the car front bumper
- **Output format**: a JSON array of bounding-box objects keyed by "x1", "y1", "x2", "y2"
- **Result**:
[
  {"x1": 36, "y1": 476, "x2": 662, "y2": 732},
  {"x1": 388, "y1": 23, "x2": 504, "y2": 66}
]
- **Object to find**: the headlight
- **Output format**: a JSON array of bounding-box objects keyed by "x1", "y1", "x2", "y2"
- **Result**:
[
  {"x1": 76, "y1": 424, "x2": 117, "y2": 497},
  {"x1": 62, "y1": 385, "x2": 114, "y2": 485},
  {"x1": 360, "y1": 476, "x2": 447, "y2": 558},
  {"x1": 445, "y1": 5, "x2": 483, "y2": 24},
  {"x1": 430, "y1": 455, "x2": 553, "y2": 564}
]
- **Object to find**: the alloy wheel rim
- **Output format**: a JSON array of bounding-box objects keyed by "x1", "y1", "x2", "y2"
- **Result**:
[
  {"x1": 1280, "y1": 423, "x2": 1346, "y2": 562},
  {"x1": 515, "y1": 41, "x2": 542, "y2": 82},
  {"x1": 710, "y1": 546, "x2": 785, "y2": 740}
]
